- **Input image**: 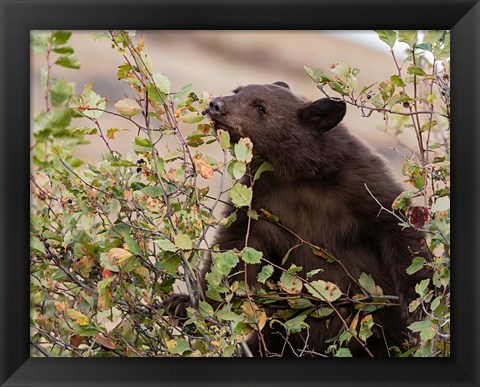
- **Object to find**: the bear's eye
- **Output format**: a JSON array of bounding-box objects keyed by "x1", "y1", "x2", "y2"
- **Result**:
[{"x1": 255, "y1": 104, "x2": 266, "y2": 114}]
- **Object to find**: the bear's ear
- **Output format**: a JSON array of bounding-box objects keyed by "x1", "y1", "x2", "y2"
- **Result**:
[
  {"x1": 298, "y1": 98, "x2": 346, "y2": 131},
  {"x1": 273, "y1": 81, "x2": 290, "y2": 89}
]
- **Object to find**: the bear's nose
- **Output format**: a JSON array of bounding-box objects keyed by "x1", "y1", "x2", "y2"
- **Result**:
[{"x1": 209, "y1": 98, "x2": 226, "y2": 114}]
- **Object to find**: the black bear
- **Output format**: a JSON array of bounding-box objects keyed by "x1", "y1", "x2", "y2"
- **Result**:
[{"x1": 166, "y1": 82, "x2": 430, "y2": 357}]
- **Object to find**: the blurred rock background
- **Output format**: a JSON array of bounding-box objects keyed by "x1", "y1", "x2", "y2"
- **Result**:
[{"x1": 31, "y1": 31, "x2": 415, "y2": 178}]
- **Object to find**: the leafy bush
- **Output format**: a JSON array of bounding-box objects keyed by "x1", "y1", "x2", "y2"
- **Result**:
[{"x1": 30, "y1": 30, "x2": 449, "y2": 357}]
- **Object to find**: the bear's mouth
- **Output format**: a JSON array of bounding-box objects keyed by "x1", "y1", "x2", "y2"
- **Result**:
[
  {"x1": 209, "y1": 118, "x2": 242, "y2": 143},
  {"x1": 210, "y1": 118, "x2": 234, "y2": 132}
]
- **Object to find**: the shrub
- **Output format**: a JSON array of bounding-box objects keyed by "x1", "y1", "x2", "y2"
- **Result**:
[{"x1": 30, "y1": 30, "x2": 449, "y2": 357}]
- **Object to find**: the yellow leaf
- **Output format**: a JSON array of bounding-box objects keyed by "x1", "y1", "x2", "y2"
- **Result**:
[
  {"x1": 256, "y1": 310, "x2": 267, "y2": 331},
  {"x1": 166, "y1": 339, "x2": 177, "y2": 350},
  {"x1": 134, "y1": 266, "x2": 150, "y2": 283},
  {"x1": 242, "y1": 301, "x2": 267, "y2": 331},
  {"x1": 66, "y1": 309, "x2": 90, "y2": 326},
  {"x1": 73, "y1": 255, "x2": 94, "y2": 277},
  {"x1": 114, "y1": 98, "x2": 142, "y2": 117},
  {"x1": 350, "y1": 311, "x2": 360, "y2": 331},
  {"x1": 194, "y1": 159, "x2": 214, "y2": 179},
  {"x1": 107, "y1": 247, "x2": 133, "y2": 267},
  {"x1": 98, "y1": 287, "x2": 112, "y2": 310}
]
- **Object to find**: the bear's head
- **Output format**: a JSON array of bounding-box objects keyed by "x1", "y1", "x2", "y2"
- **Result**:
[
  {"x1": 202, "y1": 82, "x2": 346, "y2": 144},
  {"x1": 202, "y1": 82, "x2": 347, "y2": 179}
]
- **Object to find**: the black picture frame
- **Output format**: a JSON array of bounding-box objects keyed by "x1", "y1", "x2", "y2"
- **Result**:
[{"x1": 1, "y1": 0, "x2": 479, "y2": 386}]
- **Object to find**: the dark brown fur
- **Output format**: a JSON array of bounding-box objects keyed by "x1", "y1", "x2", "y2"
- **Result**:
[{"x1": 166, "y1": 82, "x2": 430, "y2": 357}]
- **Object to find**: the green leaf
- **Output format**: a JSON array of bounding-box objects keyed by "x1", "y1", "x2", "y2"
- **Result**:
[
  {"x1": 216, "y1": 307, "x2": 241, "y2": 322},
  {"x1": 31, "y1": 236, "x2": 46, "y2": 254},
  {"x1": 174, "y1": 83, "x2": 192, "y2": 98},
  {"x1": 180, "y1": 112, "x2": 204, "y2": 124},
  {"x1": 174, "y1": 234, "x2": 193, "y2": 250},
  {"x1": 141, "y1": 186, "x2": 164, "y2": 197},
  {"x1": 213, "y1": 251, "x2": 239, "y2": 275},
  {"x1": 30, "y1": 32, "x2": 49, "y2": 53},
  {"x1": 110, "y1": 160, "x2": 137, "y2": 167},
  {"x1": 240, "y1": 247, "x2": 262, "y2": 264},
  {"x1": 304, "y1": 66, "x2": 325, "y2": 83},
  {"x1": 154, "y1": 238, "x2": 177, "y2": 252},
  {"x1": 390, "y1": 75, "x2": 406, "y2": 88},
  {"x1": 228, "y1": 160, "x2": 246, "y2": 180},
  {"x1": 234, "y1": 139, "x2": 253, "y2": 163},
  {"x1": 407, "y1": 65, "x2": 426, "y2": 76},
  {"x1": 152, "y1": 72, "x2": 171, "y2": 94},
  {"x1": 415, "y1": 278, "x2": 430, "y2": 297},
  {"x1": 186, "y1": 133, "x2": 206, "y2": 147},
  {"x1": 229, "y1": 183, "x2": 252, "y2": 208},
  {"x1": 107, "y1": 198, "x2": 121, "y2": 224},
  {"x1": 198, "y1": 301, "x2": 214, "y2": 317},
  {"x1": 328, "y1": 80, "x2": 348, "y2": 96},
  {"x1": 406, "y1": 257, "x2": 427, "y2": 275},
  {"x1": 304, "y1": 66, "x2": 314, "y2": 78},
  {"x1": 160, "y1": 252, "x2": 182, "y2": 275},
  {"x1": 219, "y1": 211, "x2": 237, "y2": 229},
  {"x1": 97, "y1": 276, "x2": 115, "y2": 291},
  {"x1": 287, "y1": 265, "x2": 302, "y2": 274},
  {"x1": 71, "y1": 127, "x2": 97, "y2": 136},
  {"x1": 279, "y1": 271, "x2": 303, "y2": 294},
  {"x1": 205, "y1": 270, "x2": 224, "y2": 290},
  {"x1": 283, "y1": 314, "x2": 308, "y2": 333},
  {"x1": 288, "y1": 298, "x2": 313, "y2": 309},
  {"x1": 306, "y1": 280, "x2": 342, "y2": 302},
  {"x1": 358, "y1": 272, "x2": 377, "y2": 295},
  {"x1": 392, "y1": 190, "x2": 414, "y2": 211},
  {"x1": 398, "y1": 30, "x2": 418, "y2": 46},
  {"x1": 254, "y1": 161, "x2": 274, "y2": 181},
  {"x1": 257, "y1": 265, "x2": 274, "y2": 283},
  {"x1": 359, "y1": 314, "x2": 374, "y2": 341},
  {"x1": 116, "y1": 63, "x2": 132, "y2": 80},
  {"x1": 218, "y1": 129, "x2": 231, "y2": 150},
  {"x1": 70, "y1": 83, "x2": 105, "y2": 118},
  {"x1": 375, "y1": 30, "x2": 397, "y2": 49},
  {"x1": 52, "y1": 46, "x2": 74, "y2": 54},
  {"x1": 223, "y1": 344, "x2": 236, "y2": 357},
  {"x1": 51, "y1": 30, "x2": 72, "y2": 46},
  {"x1": 259, "y1": 208, "x2": 279, "y2": 223},
  {"x1": 408, "y1": 319, "x2": 437, "y2": 341},
  {"x1": 331, "y1": 63, "x2": 350, "y2": 78},
  {"x1": 335, "y1": 348, "x2": 353, "y2": 357},
  {"x1": 30, "y1": 215, "x2": 43, "y2": 233},
  {"x1": 134, "y1": 136, "x2": 151, "y2": 147},
  {"x1": 55, "y1": 55, "x2": 80, "y2": 69},
  {"x1": 91, "y1": 32, "x2": 110, "y2": 41},
  {"x1": 433, "y1": 32, "x2": 450, "y2": 60},
  {"x1": 306, "y1": 268, "x2": 323, "y2": 278},
  {"x1": 415, "y1": 42, "x2": 433, "y2": 52},
  {"x1": 338, "y1": 330, "x2": 353, "y2": 344},
  {"x1": 167, "y1": 337, "x2": 190, "y2": 355},
  {"x1": 50, "y1": 79, "x2": 74, "y2": 106},
  {"x1": 106, "y1": 128, "x2": 121, "y2": 140},
  {"x1": 124, "y1": 235, "x2": 143, "y2": 256}
]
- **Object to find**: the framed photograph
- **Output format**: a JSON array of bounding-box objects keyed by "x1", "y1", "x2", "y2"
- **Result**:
[{"x1": 1, "y1": 0, "x2": 479, "y2": 386}]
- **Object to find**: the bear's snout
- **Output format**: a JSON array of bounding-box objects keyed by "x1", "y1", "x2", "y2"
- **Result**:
[{"x1": 202, "y1": 97, "x2": 226, "y2": 117}]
